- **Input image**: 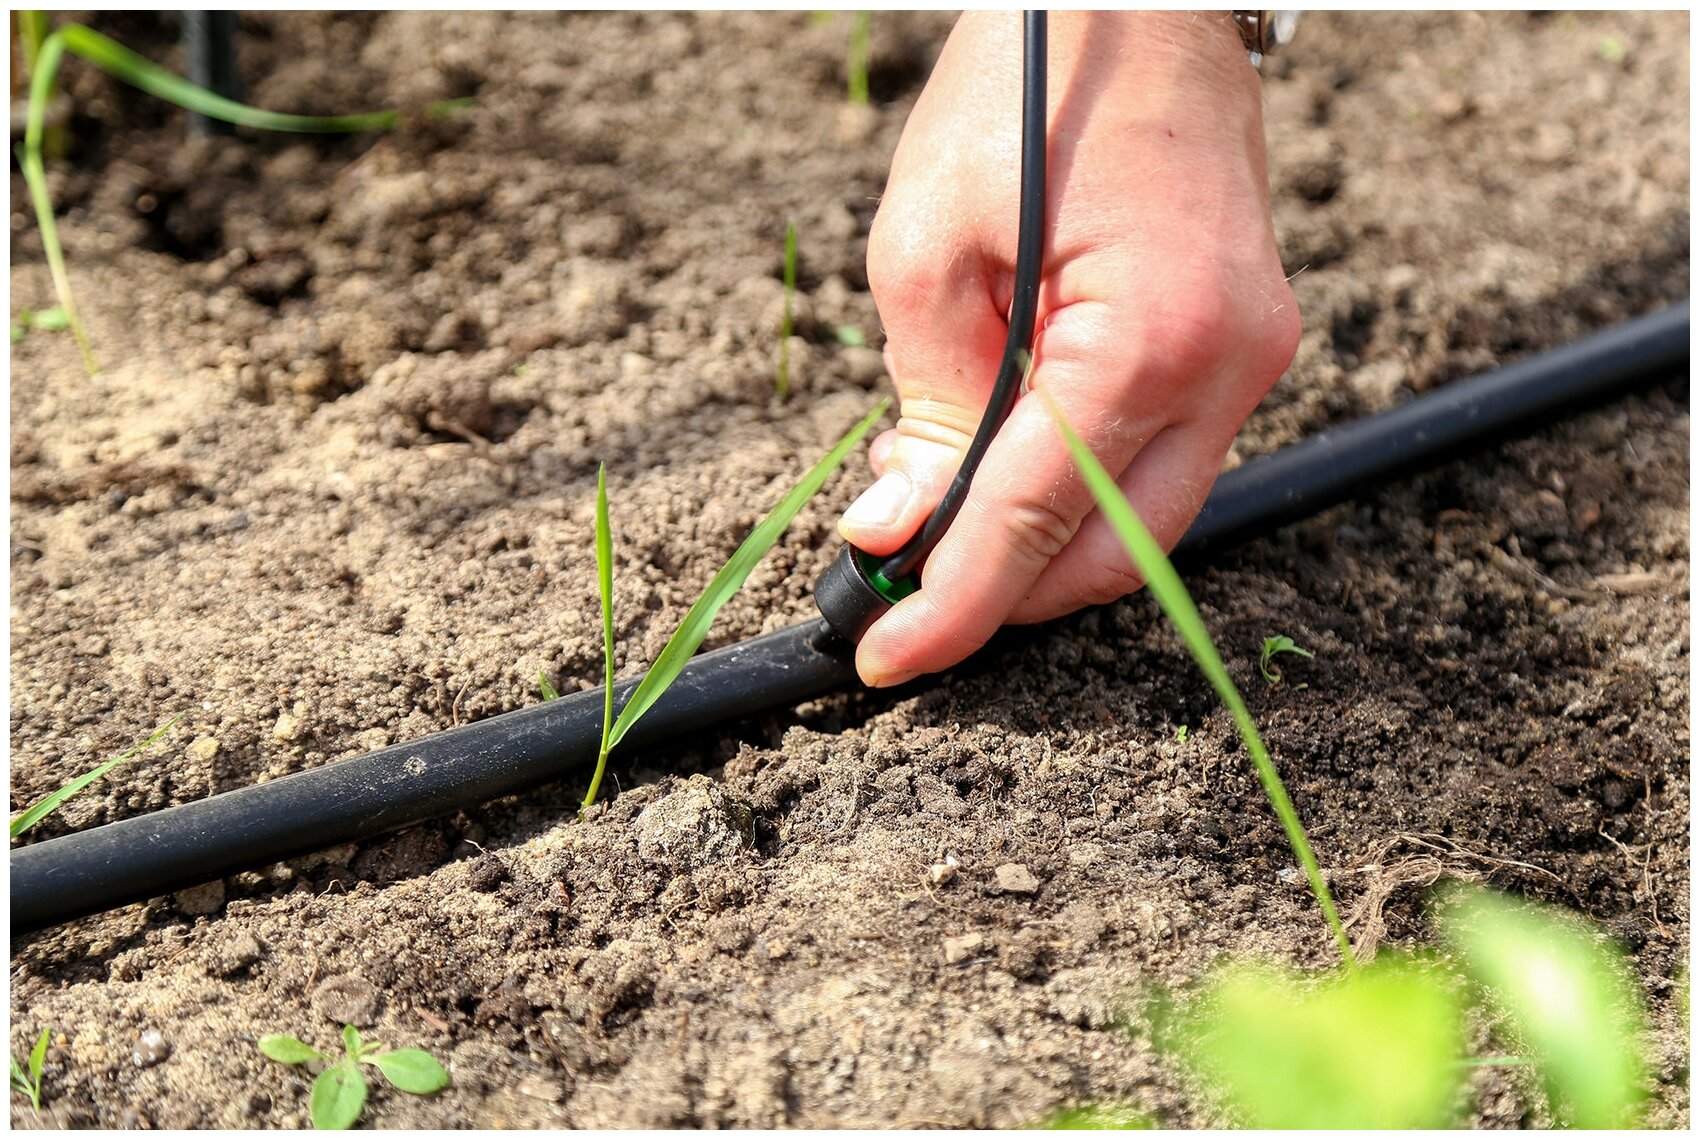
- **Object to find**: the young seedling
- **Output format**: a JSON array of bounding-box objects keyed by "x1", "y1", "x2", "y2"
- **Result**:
[
  {"x1": 580, "y1": 399, "x2": 890, "y2": 809},
  {"x1": 19, "y1": 21, "x2": 473, "y2": 374},
  {"x1": 10, "y1": 713, "x2": 183, "y2": 839},
  {"x1": 776, "y1": 220, "x2": 799, "y2": 400},
  {"x1": 9, "y1": 1028, "x2": 49, "y2": 1111},
  {"x1": 537, "y1": 671, "x2": 561, "y2": 702},
  {"x1": 1044, "y1": 395, "x2": 1351, "y2": 966},
  {"x1": 10, "y1": 305, "x2": 70, "y2": 344},
  {"x1": 259, "y1": 1025, "x2": 448, "y2": 1131},
  {"x1": 1259, "y1": 635, "x2": 1314, "y2": 684},
  {"x1": 1174, "y1": 724, "x2": 1188, "y2": 743},
  {"x1": 834, "y1": 325, "x2": 866, "y2": 348},
  {"x1": 847, "y1": 12, "x2": 873, "y2": 106}
]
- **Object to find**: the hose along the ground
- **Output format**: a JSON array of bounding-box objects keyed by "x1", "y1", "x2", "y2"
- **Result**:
[{"x1": 9, "y1": 299, "x2": 1687, "y2": 934}]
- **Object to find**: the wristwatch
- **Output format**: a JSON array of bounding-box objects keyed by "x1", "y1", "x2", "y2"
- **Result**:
[{"x1": 1232, "y1": 11, "x2": 1301, "y2": 67}]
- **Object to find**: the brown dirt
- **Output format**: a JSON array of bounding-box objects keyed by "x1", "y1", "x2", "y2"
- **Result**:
[{"x1": 9, "y1": 11, "x2": 1689, "y2": 1129}]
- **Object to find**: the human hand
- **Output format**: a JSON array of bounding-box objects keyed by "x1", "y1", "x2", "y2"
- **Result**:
[{"x1": 840, "y1": 11, "x2": 1302, "y2": 687}]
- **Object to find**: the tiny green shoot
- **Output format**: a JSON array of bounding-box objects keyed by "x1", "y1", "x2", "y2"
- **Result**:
[
  {"x1": 259, "y1": 1025, "x2": 448, "y2": 1130},
  {"x1": 580, "y1": 399, "x2": 889, "y2": 809},
  {"x1": 1259, "y1": 635, "x2": 1314, "y2": 684},
  {"x1": 847, "y1": 12, "x2": 872, "y2": 106},
  {"x1": 777, "y1": 220, "x2": 799, "y2": 400},
  {"x1": 1044, "y1": 394, "x2": 1351, "y2": 967},
  {"x1": 10, "y1": 713, "x2": 184, "y2": 839},
  {"x1": 582, "y1": 463, "x2": 618, "y2": 809},
  {"x1": 1596, "y1": 34, "x2": 1628, "y2": 63},
  {"x1": 11, "y1": 306, "x2": 71, "y2": 344},
  {"x1": 834, "y1": 324, "x2": 866, "y2": 348},
  {"x1": 20, "y1": 23, "x2": 473, "y2": 375},
  {"x1": 537, "y1": 671, "x2": 560, "y2": 702},
  {"x1": 1174, "y1": 724, "x2": 1188, "y2": 743},
  {"x1": 10, "y1": 1028, "x2": 49, "y2": 1111}
]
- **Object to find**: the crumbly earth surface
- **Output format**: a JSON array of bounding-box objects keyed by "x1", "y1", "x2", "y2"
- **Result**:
[{"x1": 8, "y1": 12, "x2": 1689, "y2": 1129}]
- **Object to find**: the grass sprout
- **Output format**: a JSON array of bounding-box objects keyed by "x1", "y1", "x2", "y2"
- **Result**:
[
  {"x1": 580, "y1": 399, "x2": 889, "y2": 809},
  {"x1": 582, "y1": 462, "x2": 617, "y2": 809},
  {"x1": 10, "y1": 305, "x2": 70, "y2": 344},
  {"x1": 537, "y1": 671, "x2": 561, "y2": 702},
  {"x1": 10, "y1": 1028, "x2": 49, "y2": 1111},
  {"x1": 847, "y1": 12, "x2": 872, "y2": 105},
  {"x1": 776, "y1": 220, "x2": 799, "y2": 400},
  {"x1": 1259, "y1": 634, "x2": 1314, "y2": 684},
  {"x1": 260, "y1": 1024, "x2": 449, "y2": 1130},
  {"x1": 20, "y1": 22, "x2": 473, "y2": 375},
  {"x1": 1044, "y1": 395, "x2": 1351, "y2": 966},
  {"x1": 10, "y1": 713, "x2": 184, "y2": 839}
]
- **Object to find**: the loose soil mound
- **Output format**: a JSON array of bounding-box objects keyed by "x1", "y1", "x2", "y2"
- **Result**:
[{"x1": 10, "y1": 12, "x2": 1688, "y2": 1128}]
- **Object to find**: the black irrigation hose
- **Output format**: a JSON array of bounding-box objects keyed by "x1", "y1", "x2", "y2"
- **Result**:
[
  {"x1": 9, "y1": 300, "x2": 1688, "y2": 934},
  {"x1": 878, "y1": 9, "x2": 1049, "y2": 585}
]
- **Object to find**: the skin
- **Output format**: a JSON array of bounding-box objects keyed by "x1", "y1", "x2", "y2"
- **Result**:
[{"x1": 840, "y1": 11, "x2": 1302, "y2": 687}]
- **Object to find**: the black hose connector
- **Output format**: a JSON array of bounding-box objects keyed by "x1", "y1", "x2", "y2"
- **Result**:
[{"x1": 813, "y1": 543, "x2": 918, "y2": 643}]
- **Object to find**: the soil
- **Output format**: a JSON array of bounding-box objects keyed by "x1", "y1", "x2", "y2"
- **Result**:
[{"x1": 8, "y1": 11, "x2": 1690, "y2": 1130}]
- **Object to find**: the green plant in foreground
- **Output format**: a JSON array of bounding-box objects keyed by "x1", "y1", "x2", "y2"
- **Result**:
[
  {"x1": 10, "y1": 1028, "x2": 49, "y2": 1111},
  {"x1": 537, "y1": 671, "x2": 561, "y2": 702},
  {"x1": 10, "y1": 713, "x2": 183, "y2": 839},
  {"x1": 1044, "y1": 396, "x2": 1350, "y2": 965},
  {"x1": 1258, "y1": 634, "x2": 1314, "y2": 684},
  {"x1": 260, "y1": 1025, "x2": 448, "y2": 1130},
  {"x1": 20, "y1": 21, "x2": 472, "y2": 375},
  {"x1": 776, "y1": 220, "x2": 799, "y2": 400},
  {"x1": 579, "y1": 399, "x2": 890, "y2": 810}
]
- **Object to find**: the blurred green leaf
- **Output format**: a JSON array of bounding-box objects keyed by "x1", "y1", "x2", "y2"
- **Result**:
[
  {"x1": 834, "y1": 324, "x2": 866, "y2": 348},
  {"x1": 1440, "y1": 886, "x2": 1648, "y2": 1128},
  {"x1": 371, "y1": 1049, "x2": 450, "y2": 1095},
  {"x1": 1174, "y1": 956, "x2": 1465, "y2": 1128},
  {"x1": 259, "y1": 1035, "x2": 325, "y2": 1065},
  {"x1": 30, "y1": 306, "x2": 69, "y2": 331},
  {"x1": 1039, "y1": 1103, "x2": 1153, "y2": 1129}
]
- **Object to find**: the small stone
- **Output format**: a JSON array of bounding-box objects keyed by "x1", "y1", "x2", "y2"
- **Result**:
[
  {"x1": 993, "y1": 863, "x2": 1040, "y2": 895},
  {"x1": 133, "y1": 1030, "x2": 171, "y2": 1068},
  {"x1": 207, "y1": 930, "x2": 264, "y2": 978},
  {"x1": 766, "y1": 939, "x2": 789, "y2": 961},
  {"x1": 272, "y1": 712, "x2": 303, "y2": 742},
  {"x1": 942, "y1": 932, "x2": 986, "y2": 965},
  {"x1": 186, "y1": 736, "x2": 220, "y2": 764},
  {"x1": 311, "y1": 974, "x2": 383, "y2": 1027},
  {"x1": 172, "y1": 879, "x2": 226, "y2": 916},
  {"x1": 928, "y1": 855, "x2": 959, "y2": 887}
]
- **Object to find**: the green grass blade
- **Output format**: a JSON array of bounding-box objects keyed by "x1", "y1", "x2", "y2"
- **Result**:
[
  {"x1": 28, "y1": 1028, "x2": 49, "y2": 1092},
  {"x1": 777, "y1": 220, "x2": 798, "y2": 400},
  {"x1": 10, "y1": 713, "x2": 184, "y2": 838},
  {"x1": 602, "y1": 399, "x2": 889, "y2": 757},
  {"x1": 20, "y1": 32, "x2": 96, "y2": 374},
  {"x1": 847, "y1": 12, "x2": 872, "y2": 105},
  {"x1": 537, "y1": 671, "x2": 560, "y2": 701},
  {"x1": 1043, "y1": 397, "x2": 1352, "y2": 967},
  {"x1": 58, "y1": 25, "x2": 416, "y2": 133},
  {"x1": 19, "y1": 12, "x2": 51, "y2": 74},
  {"x1": 1440, "y1": 886, "x2": 1648, "y2": 1128},
  {"x1": 581, "y1": 464, "x2": 618, "y2": 809}
]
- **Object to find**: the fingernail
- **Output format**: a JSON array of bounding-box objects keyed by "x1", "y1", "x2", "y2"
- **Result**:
[
  {"x1": 870, "y1": 668, "x2": 920, "y2": 689},
  {"x1": 842, "y1": 472, "x2": 912, "y2": 530}
]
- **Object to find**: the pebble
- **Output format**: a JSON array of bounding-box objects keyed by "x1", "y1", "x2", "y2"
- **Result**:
[
  {"x1": 942, "y1": 932, "x2": 986, "y2": 965},
  {"x1": 133, "y1": 1030, "x2": 171, "y2": 1068},
  {"x1": 634, "y1": 775, "x2": 753, "y2": 872},
  {"x1": 172, "y1": 879, "x2": 226, "y2": 916},
  {"x1": 311, "y1": 974, "x2": 383, "y2": 1027},
  {"x1": 206, "y1": 930, "x2": 264, "y2": 978},
  {"x1": 993, "y1": 863, "x2": 1040, "y2": 895}
]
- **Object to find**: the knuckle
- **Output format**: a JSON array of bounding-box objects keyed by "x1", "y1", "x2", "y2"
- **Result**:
[
  {"x1": 1141, "y1": 281, "x2": 1238, "y2": 383},
  {"x1": 1080, "y1": 558, "x2": 1146, "y2": 608},
  {"x1": 998, "y1": 496, "x2": 1080, "y2": 566}
]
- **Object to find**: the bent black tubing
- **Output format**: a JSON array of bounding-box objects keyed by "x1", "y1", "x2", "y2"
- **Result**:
[{"x1": 10, "y1": 301, "x2": 1687, "y2": 934}]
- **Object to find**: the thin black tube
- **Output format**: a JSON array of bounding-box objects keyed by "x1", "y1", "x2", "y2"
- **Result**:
[
  {"x1": 183, "y1": 12, "x2": 241, "y2": 138},
  {"x1": 879, "y1": 9, "x2": 1048, "y2": 582},
  {"x1": 9, "y1": 301, "x2": 1687, "y2": 934}
]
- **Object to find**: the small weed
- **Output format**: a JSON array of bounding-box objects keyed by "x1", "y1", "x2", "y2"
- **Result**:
[
  {"x1": 1596, "y1": 34, "x2": 1628, "y2": 63},
  {"x1": 1174, "y1": 724, "x2": 1188, "y2": 743},
  {"x1": 10, "y1": 713, "x2": 183, "y2": 839},
  {"x1": 847, "y1": 11, "x2": 872, "y2": 105},
  {"x1": 259, "y1": 1025, "x2": 448, "y2": 1130},
  {"x1": 580, "y1": 400, "x2": 889, "y2": 809},
  {"x1": 537, "y1": 671, "x2": 560, "y2": 702},
  {"x1": 776, "y1": 220, "x2": 799, "y2": 400},
  {"x1": 1259, "y1": 635, "x2": 1314, "y2": 684},
  {"x1": 10, "y1": 1028, "x2": 49, "y2": 1111},
  {"x1": 20, "y1": 21, "x2": 472, "y2": 375},
  {"x1": 833, "y1": 324, "x2": 866, "y2": 348},
  {"x1": 10, "y1": 305, "x2": 70, "y2": 344}
]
